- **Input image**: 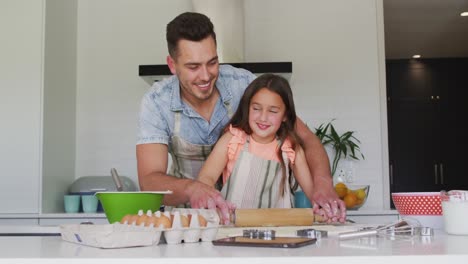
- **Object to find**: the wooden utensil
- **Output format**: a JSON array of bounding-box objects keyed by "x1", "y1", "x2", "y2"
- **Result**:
[{"x1": 231, "y1": 208, "x2": 323, "y2": 227}]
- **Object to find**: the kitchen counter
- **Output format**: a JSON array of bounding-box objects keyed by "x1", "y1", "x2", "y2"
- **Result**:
[
  {"x1": 0, "y1": 210, "x2": 400, "y2": 226},
  {"x1": 0, "y1": 209, "x2": 398, "y2": 219},
  {"x1": 0, "y1": 225, "x2": 467, "y2": 264}
]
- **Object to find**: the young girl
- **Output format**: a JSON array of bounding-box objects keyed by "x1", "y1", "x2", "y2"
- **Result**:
[{"x1": 197, "y1": 73, "x2": 314, "y2": 208}]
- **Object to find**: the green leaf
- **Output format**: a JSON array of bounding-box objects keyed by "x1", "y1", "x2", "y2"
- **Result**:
[
  {"x1": 330, "y1": 125, "x2": 340, "y2": 142},
  {"x1": 313, "y1": 119, "x2": 365, "y2": 177}
]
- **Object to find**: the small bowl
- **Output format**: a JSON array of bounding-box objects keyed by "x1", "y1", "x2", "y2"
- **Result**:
[
  {"x1": 391, "y1": 192, "x2": 443, "y2": 229},
  {"x1": 335, "y1": 184, "x2": 370, "y2": 210},
  {"x1": 95, "y1": 191, "x2": 172, "y2": 224}
]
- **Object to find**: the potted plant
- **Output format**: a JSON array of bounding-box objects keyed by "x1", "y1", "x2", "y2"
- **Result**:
[{"x1": 313, "y1": 119, "x2": 365, "y2": 177}]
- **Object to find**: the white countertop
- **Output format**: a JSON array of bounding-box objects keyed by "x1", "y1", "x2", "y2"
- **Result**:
[
  {"x1": 346, "y1": 209, "x2": 398, "y2": 215},
  {"x1": 0, "y1": 224, "x2": 467, "y2": 264},
  {"x1": 0, "y1": 209, "x2": 399, "y2": 218}
]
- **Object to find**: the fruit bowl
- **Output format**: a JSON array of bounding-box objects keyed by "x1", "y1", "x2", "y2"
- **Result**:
[
  {"x1": 391, "y1": 192, "x2": 443, "y2": 229},
  {"x1": 334, "y1": 183, "x2": 369, "y2": 210},
  {"x1": 95, "y1": 191, "x2": 172, "y2": 224}
]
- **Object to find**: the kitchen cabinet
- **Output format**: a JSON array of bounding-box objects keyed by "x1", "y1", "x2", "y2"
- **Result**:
[
  {"x1": 0, "y1": 0, "x2": 77, "y2": 215},
  {"x1": 0, "y1": 0, "x2": 43, "y2": 213},
  {"x1": 386, "y1": 58, "x2": 468, "y2": 197},
  {"x1": 0, "y1": 213, "x2": 108, "y2": 226}
]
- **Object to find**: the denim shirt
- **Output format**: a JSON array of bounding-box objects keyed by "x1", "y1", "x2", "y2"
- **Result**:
[{"x1": 137, "y1": 64, "x2": 256, "y2": 147}]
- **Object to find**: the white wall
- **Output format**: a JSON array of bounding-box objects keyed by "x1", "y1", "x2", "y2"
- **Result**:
[
  {"x1": 244, "y1": 0, "x2": 387, "y2": 209},
  {"x1": 0, "y1": 0, "x2": 43, "y2": 213},
  {"x1": 0, "y1": 0, "x2": 388, "y2": 213},
  {"x1": 193, "y1": 0, "x2": 245, "y2": 62},
  {"x1": 74, "y1": 0, "x2": 388, "y2": 209},
  {"x1": 75, "y1": 0, "x2": 193, "y2": 183}
]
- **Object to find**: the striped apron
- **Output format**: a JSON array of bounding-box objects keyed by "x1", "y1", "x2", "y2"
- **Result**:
[
  {"x1": 221, "y1": 138, "x2": 293, "y2": 208},
  {"x1": 168, "y1": 102, "x2": 233, "y2": 181}
]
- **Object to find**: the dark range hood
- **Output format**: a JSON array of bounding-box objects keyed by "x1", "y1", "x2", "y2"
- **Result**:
[{"x1": 139, "y1": 62, "x2": 292, "y2": 85}]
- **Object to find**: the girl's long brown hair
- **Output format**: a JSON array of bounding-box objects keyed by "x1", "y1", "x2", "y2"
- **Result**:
[{"x1": 225, "y1": 73, "x2": 304, "y2": 196}]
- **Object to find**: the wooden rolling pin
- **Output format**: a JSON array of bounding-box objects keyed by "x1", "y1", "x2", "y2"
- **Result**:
[{"x1": 231, "y1": 208, "x2": 323, "y2": 227}]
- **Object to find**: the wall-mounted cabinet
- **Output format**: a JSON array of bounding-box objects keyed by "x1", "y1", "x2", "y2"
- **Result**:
[
  {"x1": 0, "y1": 0, "x2": 77, "y2": 215},
  {"x1": 387, "y1": 58, "x2": 468, "y2": 196},
  {"x1": 0, "y1": 0, "x2": 44, "y2": 214}
]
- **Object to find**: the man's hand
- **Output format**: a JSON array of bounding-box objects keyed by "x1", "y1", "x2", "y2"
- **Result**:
[
  {"x1": 311, "y1": 185, "x2": 346, "y2": 223},
  {"x1": 186, "y1": 180, "x2": 236, "y2": 225},
  {"x1": 293, "y1": 119, "x2": 346, "y2": 223}
]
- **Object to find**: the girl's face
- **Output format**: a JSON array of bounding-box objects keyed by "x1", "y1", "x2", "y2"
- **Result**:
[{"x1": 248, "y1": 88, "x2": 287, "y2": 144}]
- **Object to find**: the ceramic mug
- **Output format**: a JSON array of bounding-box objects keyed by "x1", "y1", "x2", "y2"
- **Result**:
[
  {"x1": 64, "y1": 195, "x2": 81, "y2": 213},
  {"x1": 81, "y1": 195, "x2": 99, "y2": 213},
  {"x1": 294, "y1": 191, "x2": 312, "y2": 208}
]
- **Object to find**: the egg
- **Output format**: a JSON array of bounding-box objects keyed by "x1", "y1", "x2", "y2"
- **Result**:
[
  {"x1": 170, "y1": 213, "x2": 175, "y2": 224},
  {"x1": 120, "y1": 214, "x2": 133, "y2": 224},
  {"x1": 136, "y1": 214, "x2": 148, "y2": 226},
  {"x1": 180, "y1": 214, "x2": 190, "y2": 227},
  {"x1": 163, "y1": 211, "x2": 171, "y2": 219},
  {"x1": 128, "y1": 214, "x2": 140, "y2": 225},
  {"x1": 188, "y1": 214, "x2": 193, "y2": 223},
  {"x1": 156, "y1": 215, "x2": 172, "y2": 229},
  {"x1": 145, "y1": 216, "x2": 158, "y2": 227},
  {"x1": 198, "y1": 214, "x2": 207, "y2": 227}
]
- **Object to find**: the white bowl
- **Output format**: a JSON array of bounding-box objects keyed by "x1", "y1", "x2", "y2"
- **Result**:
[{"x1": 398, "y1": 215, "x2": 444, "y2": 229}]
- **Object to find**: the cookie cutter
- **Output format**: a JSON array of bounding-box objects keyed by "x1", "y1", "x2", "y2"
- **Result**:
[
  {"x1": 242, "y1": 229, "x2": 276, "y2": 240},
  {"x1": 296, "y1": 229, "x2": 328, "y2": 240}
]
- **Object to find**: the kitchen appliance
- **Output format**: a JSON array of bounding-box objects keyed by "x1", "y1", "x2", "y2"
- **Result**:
[
  {"x1": 68, "y1": 175, "x2": 138, "y2": 212},
  {"x1": 139, "y1": 62, "x2": 292, "y2": 84}
]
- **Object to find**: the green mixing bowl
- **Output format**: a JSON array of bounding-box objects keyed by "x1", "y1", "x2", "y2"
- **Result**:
[{"x1": 95, "y1": 191, "x2": 172, "y2": 223}]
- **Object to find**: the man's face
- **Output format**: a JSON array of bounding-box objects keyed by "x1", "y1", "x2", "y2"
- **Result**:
[{"x1": 167, "y1": 36, "x2": 219, "y2": 104}]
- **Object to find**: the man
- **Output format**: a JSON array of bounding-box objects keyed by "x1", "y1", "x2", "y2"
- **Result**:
[{"x1": 137, "y1": 12, "x2": 345, "y2": 224}]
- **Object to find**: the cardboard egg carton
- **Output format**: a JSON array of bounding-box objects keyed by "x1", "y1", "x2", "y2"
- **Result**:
[
  {"x1": 60, "y1": 208, "x2": 220, "y2": 248},
  {"x1": 60, "y1": 223, "x2": 163, "y2": 249},
  {"x1": 163, "y1": 208, "x2": 220, "y2": 244},
  {"x1": 120, "y1": 208, "x2": 220, "y2": 245}
]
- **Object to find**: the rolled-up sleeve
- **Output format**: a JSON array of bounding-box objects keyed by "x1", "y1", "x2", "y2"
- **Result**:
[{"x1": 137, "y1": 92, "x2": 169, "y2": 145}]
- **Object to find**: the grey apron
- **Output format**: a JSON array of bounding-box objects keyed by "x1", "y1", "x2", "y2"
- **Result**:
[{"x1": 168, "y1": 102, "x2": 233, "y2": 180}]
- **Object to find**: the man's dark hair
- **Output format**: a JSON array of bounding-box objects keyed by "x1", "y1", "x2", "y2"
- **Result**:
[{"x1": 166, "y1": 12, "x2": 217, "y2": 58}]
